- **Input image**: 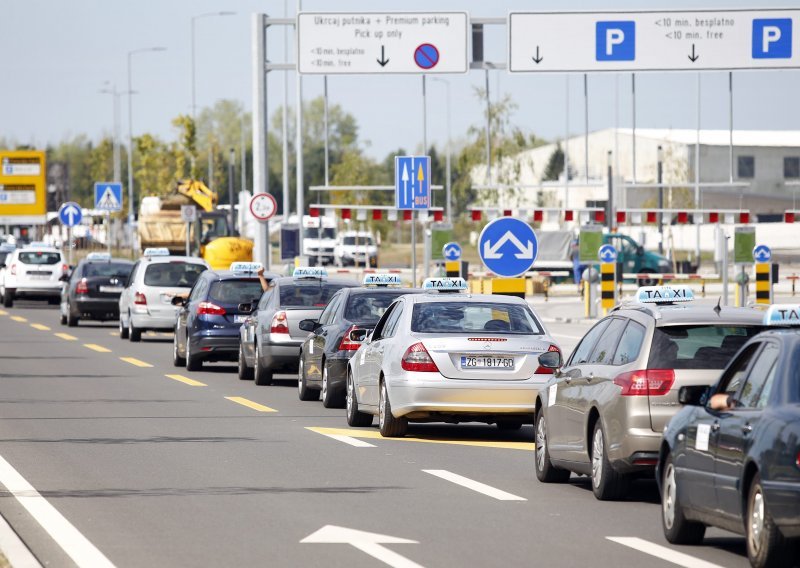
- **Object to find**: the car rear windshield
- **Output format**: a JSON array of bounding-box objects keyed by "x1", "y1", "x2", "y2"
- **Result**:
[
  {"x1": 84, "y1": 262, "x2": 132, "y2": 279},
  {"x1": 18, "y1": 251, "x2": 61, "y2": 265},
  {"x1": 279, "y1": 282, "x2": 350, "y2": 308},
  {"x1": 143, "y1": 262, "x2": 206, "y2": 288},
  {"x1": 345, "y1": 291, "x2": 408, "y2": 323},
  {"x1": 303, "y1": 228, "x2": 336, "y2": 239},
  {"x1": 411, "y1": 301, "x2": 543, "y2": 334},
  {"x1": 209, "y1": 279, "x2": 264, "y2": 304},
  {"x1": 648, "y1": 325, "x2": 765, "y2": 370}
]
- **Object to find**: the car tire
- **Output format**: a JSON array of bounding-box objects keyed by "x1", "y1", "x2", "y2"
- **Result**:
[
  {"x1": 346, "y1": 372, "x2": 373, "y2": 427},
  {"x1": 119, "y1": 317, "x2": 129, "y2": 339},
  {"x1": 321, "y1": 363, "x2": 344, "y2": 408},
  {"x1": 128, "y1": 317, "x2": 141, "y2": 342},
  {"x1": 67, "y1": 307, "x2": 78, "y2": 327},
  {"x1": 534, "y1": 412, "x2": 571, "y2": 483},
  {"x1": 172, "y1": 330, "x2": 186, "y2": 367},
  {"x1": 238, "y1": 342, "x2": 253, "y2": 380},
  {"x1": 496, "y1": 420, "x2": 522, "y2": 431},
  {"x1": 59, "y1": 311, "x2": 67, "y2": 325},
  {"x1": 185, "y1": 336, "x2": 202, "y2": 371},
  {"x1": 746, "y1": 473, "x2": 793, "y2": 568},
  {"x1": 3, "y1": 290, "x2": 14, "y2": 308},
  {"x1": 297, "y1": 356, "x2": 319, "y2": 401},
  {"x1": 661, "y1": 453, "x2": 706, "y2": 545},
  {"x1": 378, "y1": 379, "x2": 407, "y2": 437},
  {"x1": 253, "y1": 343, "x2": 273, "y2": 386},
  {"x1": 591, "y1": 420, "x2": 629, "y2": 501}
]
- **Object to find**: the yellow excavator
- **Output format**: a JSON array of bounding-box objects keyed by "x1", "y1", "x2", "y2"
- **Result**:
[{"x1": 138, "y1": 179, "x2": 253, "y2": 269}]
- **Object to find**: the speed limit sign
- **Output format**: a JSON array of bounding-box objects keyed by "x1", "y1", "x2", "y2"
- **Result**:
[{"x1": 249, "y1": 193, "x2": 277, "y2": 222}]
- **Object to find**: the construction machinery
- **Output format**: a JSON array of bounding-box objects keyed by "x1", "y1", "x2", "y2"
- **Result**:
[{"x1": 138, "y1": 179, "x2": 253, "y2": 269}]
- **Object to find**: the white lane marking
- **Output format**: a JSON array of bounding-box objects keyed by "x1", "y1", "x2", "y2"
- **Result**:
[
  {"x1": 0, "y1": 509, "x2": 42, "y2": 568},
  {"x1": 306, "y1": 428, "x2": 376, "y2": 447},
  {"x1": 422, "y1": 470, "x2": 526, "y2": 501},
  {"x1": 607, "y1": 537, "x2": 725, "y2": 568},
  {"x1": 0, "y1": 454, "x2": 115, "y2": 567}
]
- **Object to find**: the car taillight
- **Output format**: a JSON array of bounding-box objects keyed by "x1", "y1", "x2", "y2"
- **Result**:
[
  {"x1": 613, "y1": 369, "x2": 675, "y2": 396},
  {"x1": 134, "y1": 292, "x2": 147, "y2": 305},
  {"x1": 796, "y1": 450, "x2": 800, "y2": 470},
  {"x1": 62, "y1": 263, "x2": 68, "y2": 273},
  {"x1": 197, "y1": 302, "x2": 226, "y2": 316},
  {"x1": 10, "y1": 263, "x2": 16, "y2": 276},
  {"x1": 76, "y1": 278, "x2": 89, "y2": 295},
  {"x1": 535, "y1": 344, "x2": 562, "y2": 374},
  {"x1": 401, "y1": 342, "x2": 439, "y2": 373},
  {"x1": 270, "y1": 310, "x2": 289, "y2": 334},
  {"x1": 338, "y1": 325, "x2": 364, "y2": 351}
]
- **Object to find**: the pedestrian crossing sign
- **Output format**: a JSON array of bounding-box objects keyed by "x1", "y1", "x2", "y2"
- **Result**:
[{"x1": 94, "y1": 182, "x2": 123, "y2": 212}]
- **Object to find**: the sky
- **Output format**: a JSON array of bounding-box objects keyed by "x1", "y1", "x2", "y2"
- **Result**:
[{"x1": 2, "y1": 0, "x2": 799, "y2": 161}]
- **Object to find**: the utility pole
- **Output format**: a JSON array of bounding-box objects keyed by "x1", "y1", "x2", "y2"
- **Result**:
[
  {"x1": 228, "y1": 148, "x2": 236, "y2": 234},
  {"x1": 657, "y1": 145, "x2": 664, "y2": 255}
]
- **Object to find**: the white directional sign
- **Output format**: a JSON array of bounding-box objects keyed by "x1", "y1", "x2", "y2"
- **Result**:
[
  {"x1": 509, "y1": 9, "x2": 800, "y2": 73},
  {"x1": 298, "y1": 12, "x2": 469, "y2": 74}
]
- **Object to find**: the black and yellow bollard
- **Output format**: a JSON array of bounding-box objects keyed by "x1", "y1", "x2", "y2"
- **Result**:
[
  {"x1": 601, "y1": 262, "x2": 616, "y2": 315},
  {"x1": 755, "y1": 262, "x2": 771, "y2": 305},
  {"x1": 492, "y1": 278, "x2": 526, "y2": 299},
  {"x1": 445, "y1": 260, "x2": 461, "y2": 278}
]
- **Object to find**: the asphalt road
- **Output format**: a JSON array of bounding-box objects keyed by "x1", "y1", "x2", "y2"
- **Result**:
[{"x1": 0, "y1": 301, "x2": 753, "y2": 568}]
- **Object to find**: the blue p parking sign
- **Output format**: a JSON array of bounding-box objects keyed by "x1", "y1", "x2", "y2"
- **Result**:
[
  {"x1": 596, "y1": 21, "x2": 635, "y2": 61},
  {"x1": 752, "y1": 19, "x2": 792, "y2": 59}
]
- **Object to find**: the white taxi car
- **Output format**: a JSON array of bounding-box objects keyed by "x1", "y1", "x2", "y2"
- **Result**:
[
  {"x1": 0, "y1": 244, "x2": 67, "y2": 307},
  {"x1": 346, "y1": 277, "x2": 561, "y2": 437},
  {"x1": 118, "y1": 248, "x2": 208, "y2": 342}
]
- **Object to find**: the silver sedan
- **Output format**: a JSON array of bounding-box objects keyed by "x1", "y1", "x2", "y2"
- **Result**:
[{"x1": 346, "y1": 278, "x2": 560, "y2": 437}]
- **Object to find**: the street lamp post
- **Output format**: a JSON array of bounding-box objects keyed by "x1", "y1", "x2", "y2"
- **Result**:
[
  {"x1": 127, "y1": 47, "x2": 166, "y2": 251},
  {"x1": 430, "y1": 77, "x2": 452, "y2": 224},
  {"x1": 191, "y1": 11, "x2": 235, "y2": 122},
  {"x1": 99, "y1": 83, "x2": 122, "y2": 183}
]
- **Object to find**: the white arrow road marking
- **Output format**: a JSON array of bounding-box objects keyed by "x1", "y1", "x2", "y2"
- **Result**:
[
  {"x1": 301, "y1": 525, "x2": 423, "y2": 568},
  {"x1": 483, "y1": 231, "x2": 535, "y2": 260},
  {"x1": 607, "y1": 537, "x2": 725, "y2": 568},
  {"x1": 0, "y1": 454, "x2": 115, "y2": 567},
  {"x1": 422, "y1": 470, "x2": 526, "y2": 501}
]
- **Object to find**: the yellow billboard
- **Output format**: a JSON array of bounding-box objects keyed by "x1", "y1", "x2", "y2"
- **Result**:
[{"x1": 0, "y1": 150, "x2": 47, "y2": 224}]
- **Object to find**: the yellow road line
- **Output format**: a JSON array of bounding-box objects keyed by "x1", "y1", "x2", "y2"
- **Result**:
[
  {"x1": 54, "y1": 333, "x2": 77, "y2": 341},
  {"x1": 108, "y1": 331, "x2": 117, "y2": 336},
  {"x1": 306, "y1": 427, "x2": 535, "y2": 451},
  {"x1": 10, "y1": 316, "x2": 27, "y2": 322},
  {"x1": 119, "y1": 357, "x2": 153, "y2": 368},
  {"x1": 165, "y1": 374, "x2": 206, "y2": 387},
  {"x1": 225, "y1": 397, "x2": 277, "y2": 413},
  {"x1": 84, "y1": 344, "x2": 111, "y2": 353},
  {"x1": 0, "y1": 309, "x2": 8, "y2": 316},
  {"x1": 30, "y1": 323, "x2": 50, "y2": 331}
]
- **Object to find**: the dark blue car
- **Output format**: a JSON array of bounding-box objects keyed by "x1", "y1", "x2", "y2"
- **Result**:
[
  {"x1": 172, "y1": 264, "x2": 277, "y2": 371},
  {"x1": 657, "y1": 305, "x2": 800, "y2": 568}
]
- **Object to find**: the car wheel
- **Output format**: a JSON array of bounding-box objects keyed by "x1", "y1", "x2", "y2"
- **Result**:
[
  {"x1": 534, "y1": 412, "x2": 571, "y2": 483},
  {"x1": 321, "y1": 363, "x2": 344, "y2": 408},
  {"x1": 297, "y1": 355, "x2": 319, "y2": 401},
  {"x1": 591, "y1": 420, "x2": 629, "y2": 501},
  {"x1": 496, "y1": 420, "x2": 522, "y2": 431},
  {"x1": 172, "y1": 330, "x2": 186, "y2": 367},
  {"x1": 119, "y1": 317, "x2": 129, "y2": 339},
  {"x1": 3, "y1": 290, "x2": 14, "y2": 308},
  {"x1": 67, "y1": 307, "x2": 78, "y2": 327},
  {"x1": 378, "y1": 379, "x2": 407, "y2": 437},
  {"x1": 128, "y1": 316, "x2": 141, "y2": 342},
  {"x1": 661, "y1": 453, "x2": 705, "y2": 544},
  {"x1": 185, "y1": 335, "x2": 202, "y2": 371},
  {"x1": 746, "y1": 473, "x2": 793, "y2": 568},
  {"x1": 346, "y1": 372, "x2": 373, "y2": 427},
  {"x1": 238, "y1": 342, "x2": 253, "y2": 380},
  {"x1": 59, "y1": 311, "x2": 67, "y2": 325},
  {"x1": 253, "y1": 343, "x2": 273, "y2": 386}
]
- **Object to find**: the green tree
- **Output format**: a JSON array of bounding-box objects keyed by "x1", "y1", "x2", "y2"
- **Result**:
[
  {"x1": 543, "y1": 144, "x2": 565, "y2": 181},
  {"x1": 172, "y1": 114, "x2": 198, "y2": 179}
]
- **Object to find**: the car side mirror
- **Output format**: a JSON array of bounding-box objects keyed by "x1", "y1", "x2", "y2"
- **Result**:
[
  {"x1": 299, "y1": 319, "x2": 319, "y2": 332},
  {"x1": 350, "y1": 328, "x2": 368, "y2": 343},
  {"x1": 679, "y1": 385, "x2": 710, "y2": 406},
  {"x1": 364, "y1": 331, "x2": 374, "y2": 344},
  {"x1": 537, "y1": 350, "x2": 562, "y2": 370},
  {"x1": 171, "y1": 296, "x2": 187, "y2": 307}
]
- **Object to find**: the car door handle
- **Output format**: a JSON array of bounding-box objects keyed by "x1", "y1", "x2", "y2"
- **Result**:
[
  {"x1": 587, "y1": 373, "x2": 594, "y2": 381},
  {"x1": 742, "y1": 423, "x2": 753, "y2": 434},
  {"x1": 564, "y1": 376, "x2": 572, "y2": 384},
  {"x1": 711, "y1": 421, "x2": 720, "y2": 432}
]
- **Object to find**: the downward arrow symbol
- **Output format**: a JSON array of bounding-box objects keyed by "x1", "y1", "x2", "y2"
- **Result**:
[
  {"x1": 377, "y1": 45, "x2": 389, "y2": 67},
  {"x1": 532, "y1": 46, "x2": 543, "y2": 64},
  {"x1": 688, "y1": 44, "x2": 699, "y2": 62}
]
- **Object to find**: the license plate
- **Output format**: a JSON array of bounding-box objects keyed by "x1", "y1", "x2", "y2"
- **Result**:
[
  {"x1": 31, "y1": 274, "x2": 50, "y2": 280},
  {"x1": 460, "y1": 356, "x2": 514, "y2": 369},
  {"x1": 99, "y1": 286, "x2": 123, "y2": 293},
  {"x1": 234, "y1": 315, "x2": 247, "y2": 323}
]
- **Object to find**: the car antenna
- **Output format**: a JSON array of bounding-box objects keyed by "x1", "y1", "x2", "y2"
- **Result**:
[{"x1": 713, "y1": 297, "x2": 722, "y2": 315}]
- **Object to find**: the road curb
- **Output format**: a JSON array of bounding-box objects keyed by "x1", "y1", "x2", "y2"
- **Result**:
[{"x1": 0, "y1": 512, "x2": 42, "y2": 568}]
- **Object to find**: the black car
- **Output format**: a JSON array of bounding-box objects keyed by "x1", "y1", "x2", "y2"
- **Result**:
[
  {"x1": 172, "y1": 265, "x2": 278, "y2": 371},
  {"x1": 657, "y1": 310, "x2": 800, "y2": 568},
  {"x1": 59, "y1": 253, "x2": 134, "y2": 326},
  {"x1": 297, "y1": 275, "x2": 423, "y2": 407}
]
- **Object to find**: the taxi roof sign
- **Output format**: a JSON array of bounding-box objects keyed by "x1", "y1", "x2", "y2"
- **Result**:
[
  {"x1": 86, "y1": 252, "x2": 112, "y2": 262},
  {"x1": 636, "y1": 285, "x2": 694, "y2": 304},
  {"x1": 293, "y1": 267, "x2": 327, "y2": 279},
  {"x1": 363, "y1": 274, "x2": 402, "y2": 287},
  {"x1": 423, "y1": 277, "x2": 468, "y2": 292},
  {"x1": 143, "y1": 247, "x2": 170, "y2": 257},
  {"x1": 764, "y1": 304, "x2": 800, "y2": 326},
  {"x1": 230, "y1": 262, "x2": 262, "y2": 274}
]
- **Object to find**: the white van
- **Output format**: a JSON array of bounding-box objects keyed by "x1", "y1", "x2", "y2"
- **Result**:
[{"x1": 302, "y1": 215, "x2": 337, "y2": 266}]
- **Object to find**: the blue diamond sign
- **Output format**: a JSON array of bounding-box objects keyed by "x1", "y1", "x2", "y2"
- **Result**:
[
  {"x1": 478, "y1": 217, "x2": 538, "y2": 278},
  {"x1": 442, "y1": 242, "x2": 462, "y2": 261},
  {"x1": 598, "y1": 244, "x2": 618, "y2": 263},
  {"x1": 753, "y1": 244, "x2": 772, "y2": 263}
]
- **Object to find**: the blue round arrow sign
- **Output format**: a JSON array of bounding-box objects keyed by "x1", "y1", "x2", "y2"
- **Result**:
[
  {"x1": 442, "y1": 242, "x2": 462, "y2": 261},
  {"x1": 598, "y1": 244, "x2": 618, "y2": 263},
  {"x1": 58, "y1": 202, "x2": 83, "y2": 227},
  {"x1": 753, "y1": 244, "x2": 771, "y2": 263},
  {"x1": 478, "y1": 218, "x2": 538, "y2": 278}
]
